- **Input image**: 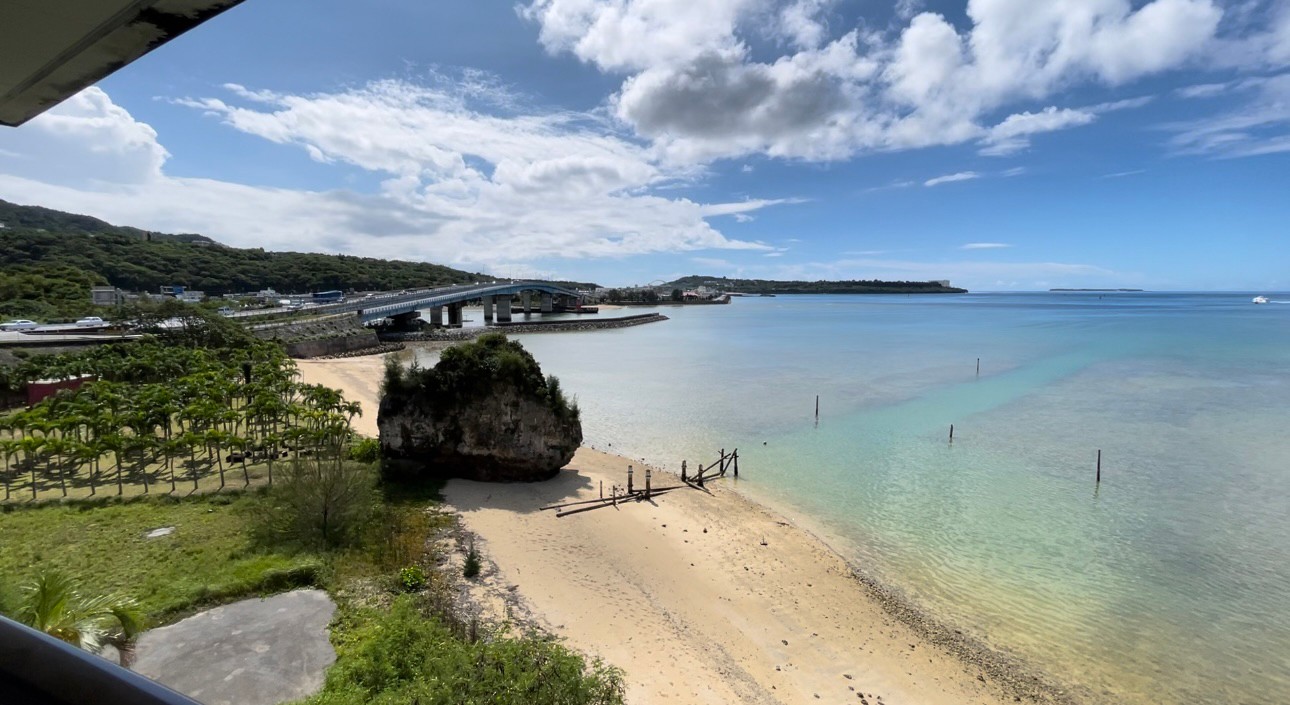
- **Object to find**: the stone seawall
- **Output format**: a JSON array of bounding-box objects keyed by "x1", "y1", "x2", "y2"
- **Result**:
[
  {"x1": 251, "y1": 313, "x2": 386, "y2": 359},
  {"x1": 379, "y1": 313, "x2": 668, "y2": 342}
]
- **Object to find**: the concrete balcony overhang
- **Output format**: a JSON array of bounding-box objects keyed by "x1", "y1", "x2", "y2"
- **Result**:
[{"x1": 1, "y1": 0, "x2": 246, "y2": 127}]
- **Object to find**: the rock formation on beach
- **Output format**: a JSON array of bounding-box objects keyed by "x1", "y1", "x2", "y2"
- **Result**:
[{"x1": 377, "y1": 333, "x2": 581, "y2": 482}]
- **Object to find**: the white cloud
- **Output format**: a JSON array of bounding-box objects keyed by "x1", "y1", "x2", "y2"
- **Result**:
[
  {"x1": 960, "y1": 242, "x2": 1012, "y2": 250},
  {"x1": 980, "y1": 107, "x2": 1096, "y2": 156},
  {"x1": 520, "y1": 0, "x2": 1223, "y2": 164},
  {"x1": 1167, "y1": 73, "x2": 1290, "y2": 157},
  {"x1": 0, "y1": 83, "x2": 790, "y2": 267},
  {"x1": 1102, "y1": 169, "x2": 1145, "y2": 178},
  {"x1": 924, "y1": 171, "x2": 980, "y2": 187}
]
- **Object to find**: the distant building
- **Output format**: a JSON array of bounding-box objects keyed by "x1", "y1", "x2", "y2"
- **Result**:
[
  {"x1": 90, "y1": 286, "x2": 124, "y2": 306},
  {"x1": 177, "y1": 290, "x2": 205, "y2": 303}
]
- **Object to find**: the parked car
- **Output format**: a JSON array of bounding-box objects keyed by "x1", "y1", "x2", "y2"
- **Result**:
[
  {"x1": 217, "y1": 307, "x2": 235, "y2": 316},
  {"x1": 74, "y1": 316, "x2": 106, "y2": 327},
  {"x1": 1, "y1": 319, "x2": 40, "y2": 331}
]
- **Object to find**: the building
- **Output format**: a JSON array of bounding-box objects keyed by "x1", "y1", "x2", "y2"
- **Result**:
[
  {"x1": 177, "y1": 290, "x2": 205, "y2": 303},
  {"x1": 90, "y1": 286, "x2": 124, "y2": 307}
]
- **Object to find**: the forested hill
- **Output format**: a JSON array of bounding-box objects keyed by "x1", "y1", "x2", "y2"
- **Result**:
[
  {"x1": 666, "y1": 275, "x2": 967, "y2": 294},
  {"x1": 0, "y1": 199, "x2": 492, "y2": 319}
]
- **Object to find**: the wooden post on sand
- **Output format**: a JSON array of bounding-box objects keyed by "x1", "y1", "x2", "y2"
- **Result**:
[
  {"x1": 681, "y1": 460, "x2": 688, "y2": 482},
  {"x1": 627, "y1": 465, "x2": 634, "y2": 494},
  {"x1": 645, "y1": 467, "x2": 652, "y2": 499},
  {"x1": 732, "y1": 450, "x2": 739, "y2": 478}
]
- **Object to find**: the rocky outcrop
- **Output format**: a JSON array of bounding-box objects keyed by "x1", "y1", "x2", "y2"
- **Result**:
[{"x1": 377, "y1": 334, "x2": 581, "y2": 482}]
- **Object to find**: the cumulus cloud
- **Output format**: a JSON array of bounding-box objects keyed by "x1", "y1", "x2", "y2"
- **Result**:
[
  {"x1": 0, "y1": 83, "x2": 786, "y2": 267},
  {"x1": 522, "y1": 0, "x2": 1223, "y2": 163},
  {"x1": 924, "y1": 171, "x2": 980, "y2": 187}
]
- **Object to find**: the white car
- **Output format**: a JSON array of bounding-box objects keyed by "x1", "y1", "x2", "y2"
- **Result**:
[
  {"x1": 1, "y1": 319, "x2": 40, "y2": 331},
  {"x1": 74, "y1": 316, "x2": 106, "y2": 327}
]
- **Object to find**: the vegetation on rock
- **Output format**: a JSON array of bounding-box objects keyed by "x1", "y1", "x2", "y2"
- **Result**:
[{"x1": 379, "y1": 334, "x2": 581, "y2": 482}]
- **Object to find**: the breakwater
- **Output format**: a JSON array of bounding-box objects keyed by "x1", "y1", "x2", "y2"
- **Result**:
[{"x1": 379, "y1": 313, "x2": 668, "y2": 342}]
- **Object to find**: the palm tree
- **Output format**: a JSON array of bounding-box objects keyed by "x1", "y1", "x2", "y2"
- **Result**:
[{"x1": 15, "y1": 570, "x2": 143, "y2": 666}]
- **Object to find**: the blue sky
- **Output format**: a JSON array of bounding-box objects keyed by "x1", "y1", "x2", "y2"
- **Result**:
[{"x1": 1, "y1": 0, "x2": 1288, "y2": 290}]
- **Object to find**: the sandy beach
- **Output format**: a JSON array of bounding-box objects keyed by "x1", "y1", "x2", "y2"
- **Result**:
[{"x1": 298, "y1": 355, "x2": 1036, "y2": 705}]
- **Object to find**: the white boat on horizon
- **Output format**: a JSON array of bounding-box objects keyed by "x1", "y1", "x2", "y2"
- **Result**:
[{"x1": 1253, "y1": 296, "x2": 1269, "y2": 304}]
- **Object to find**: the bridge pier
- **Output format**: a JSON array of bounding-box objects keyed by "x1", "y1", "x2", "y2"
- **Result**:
[
  {"x1": 448, "y1": 303, "x2": 463, "y2": 328},
  {"x1": 429, "y1": 306, "x2": 444, "y2": 328},
  {"x1": 482, "y1": 295, "x2": 494, "y2": 323},
  {"x1": 390, "y1": 311, "x2": 422, "y2": 331},
  {"x1": 521, "y1": 290, "x2": 532, "y2": 314},
  {"x1": 541, "y1": 292, "x2": 553, "y2": 313},
  {"x1": 495, "y1": 294, "x2": 512, "y2": 322}
]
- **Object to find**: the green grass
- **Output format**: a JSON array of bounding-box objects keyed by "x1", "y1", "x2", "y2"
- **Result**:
[{"x1": 0, "y1": 493, "x2": 320, "y2": 622}]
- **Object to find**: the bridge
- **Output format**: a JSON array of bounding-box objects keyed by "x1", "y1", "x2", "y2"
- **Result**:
[{"x1": 331, "y1": 282, "x2": 584, "y2": 326}]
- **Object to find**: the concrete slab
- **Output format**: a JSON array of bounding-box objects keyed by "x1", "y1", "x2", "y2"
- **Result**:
[{"x1": 131, "y1": 589, "x2": 336, "y2": 705}]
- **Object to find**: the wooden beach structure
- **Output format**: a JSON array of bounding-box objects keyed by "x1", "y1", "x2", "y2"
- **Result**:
[{"x1": 541, "y1": 448, "x2": 739, "y2": 518}]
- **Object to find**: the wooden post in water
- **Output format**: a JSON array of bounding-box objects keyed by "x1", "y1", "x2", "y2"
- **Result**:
[
  {"x1": 949, "y1": 424, "x2": 954, "y2": 443},
  {"x1": 1096, "y1": 450, "x2": 1102, "y2": 484},
  {"x1": 815, "y1": 395, "x2": 820, "y2": 419},
  {"x1": 719, "y1": 448, "x2": 726, "y2": 476},
  {"x1": 976, "y1": 358, "x2": 980, "y2": 376},
  {"x1": 627, "y1": 465, "x2": 634, "y2": 494},
  {"x1": 732, "y1": 450, "x2": 739, "y2": 478}
]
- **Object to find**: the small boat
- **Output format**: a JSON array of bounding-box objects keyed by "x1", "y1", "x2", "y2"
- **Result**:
[{"x1": 1253, "y1": 296, "x2": 1269, "y2": 304}]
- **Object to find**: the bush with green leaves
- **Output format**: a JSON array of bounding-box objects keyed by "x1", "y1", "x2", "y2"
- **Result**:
[
  {"x1": 463, "y1": 543, "x2": 481, "y2": 579},
  {"x1": 398, "y1": 566, "x2": 426, "y2": 592},
  {"x1": 304, "y1": 597, "x2": 624, "y2": 705},
  {"x1": 347, "y1": 437, "x2": 380, "y2": 464},
  {"x1": 262, "y1": 457, "x2": 378, "y2": 549}
]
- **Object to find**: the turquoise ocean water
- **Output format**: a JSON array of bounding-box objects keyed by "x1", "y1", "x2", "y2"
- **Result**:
[{"x1": 413, "y1": 293, "x2": 1290, "y2": 704}]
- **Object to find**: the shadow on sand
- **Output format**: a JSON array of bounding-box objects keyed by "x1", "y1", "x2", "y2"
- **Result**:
[{"x1": 442, "y1": 465, "x2": 596, "y2": 515}]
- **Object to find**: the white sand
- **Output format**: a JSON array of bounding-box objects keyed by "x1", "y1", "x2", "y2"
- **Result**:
[{"x1": 298, "y1": 356, "x2": 1022, "y2": 705}]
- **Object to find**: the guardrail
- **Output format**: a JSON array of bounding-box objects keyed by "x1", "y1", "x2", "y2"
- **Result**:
[{"x1": 0, "y1": 615, "x2": 201, "y2": 705}]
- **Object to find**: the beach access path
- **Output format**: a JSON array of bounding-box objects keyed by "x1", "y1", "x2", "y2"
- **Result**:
[{"x1": 297, "y1": 355, "x2": 1023, "y2": 705}]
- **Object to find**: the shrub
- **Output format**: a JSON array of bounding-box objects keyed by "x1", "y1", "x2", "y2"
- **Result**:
[
  {"x1": 347, "y1": 437, "x2": 380, "y2": 464},
  {"x1": 305, "y1": 597, "x2": 624, "y2": 705},
  {"x1": 463, "y1": 542, "x2": 481, "y2": 579},
  {"x1": 398, "y1": 566, "x2": 426, "y2": 592},
  {"x1": 262, "y1": 457, "x2": 378, "y2": 549}
]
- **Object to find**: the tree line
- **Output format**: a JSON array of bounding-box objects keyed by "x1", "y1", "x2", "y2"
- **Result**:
[{"x1": 0, "y1": 317, "x2": 360, "y2": 500}]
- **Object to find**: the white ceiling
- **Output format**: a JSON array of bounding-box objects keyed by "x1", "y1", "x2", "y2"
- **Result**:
[{"x1": 0, "y1": 0, "x2": 246, "y2": 126}]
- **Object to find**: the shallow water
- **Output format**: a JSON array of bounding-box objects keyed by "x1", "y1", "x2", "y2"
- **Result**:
[{"x1": 410, "y1": 292, "x2": 1290, "y2": 704}]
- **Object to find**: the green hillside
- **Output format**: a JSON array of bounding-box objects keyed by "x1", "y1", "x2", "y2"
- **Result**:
[
  {"x1": 666, "y1": 275, "x2": 967, "y2": 294},
  {"x1": 0, "y1": 199, "x2": 489, "y2": 320}
]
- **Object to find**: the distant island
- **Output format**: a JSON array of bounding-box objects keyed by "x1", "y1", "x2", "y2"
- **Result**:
[
  {"x1": 666, "y1": 275, "x2": 966, "y2": 295},
  {"x1": 1050, "y1": 288, "x2": 1145, "y2": 292}
]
